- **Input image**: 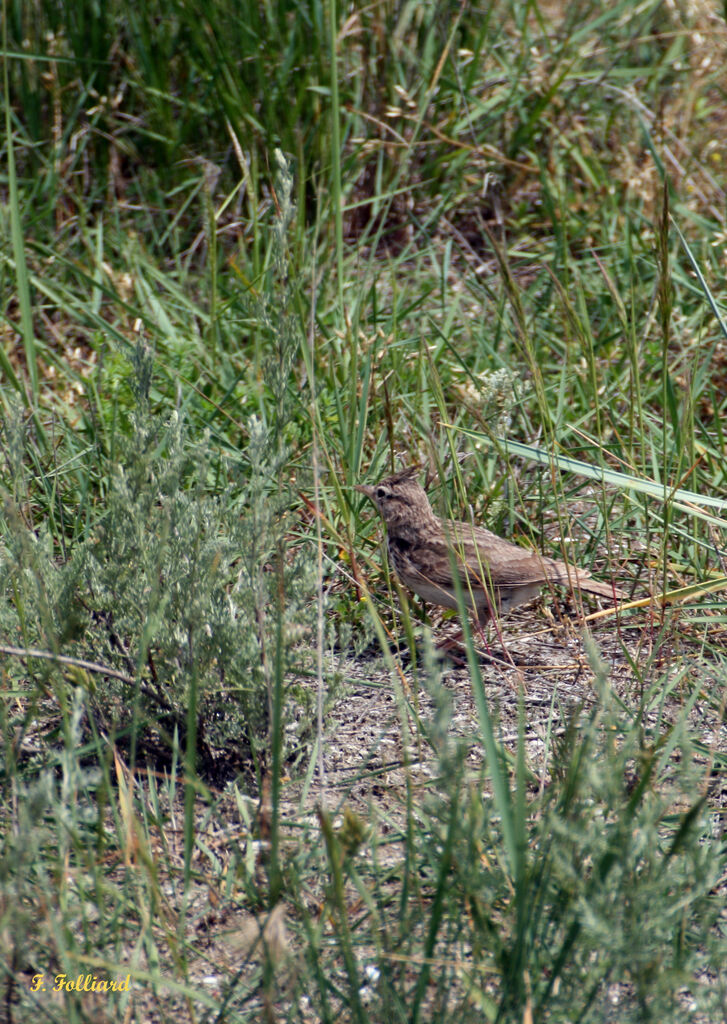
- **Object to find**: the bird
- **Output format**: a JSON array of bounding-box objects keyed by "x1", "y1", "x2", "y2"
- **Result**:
[{"x1": 355, "y1": 466, "x2": 622, "y2": 628}]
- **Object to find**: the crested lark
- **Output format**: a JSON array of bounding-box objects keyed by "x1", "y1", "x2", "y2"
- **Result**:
[{"x1": 356, "y1": 466, "x2": 622, "y2": 627}]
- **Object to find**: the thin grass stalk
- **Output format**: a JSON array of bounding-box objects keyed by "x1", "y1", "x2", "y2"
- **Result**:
[
  {"x1": 657, "y1": 179, "x2": 673, "y2": 615},
  {"x1": 625, "y1": 223, "x2": 649, "y2": 473},
  {"x1": 318, "y1": 807, "x2": 366, "y2": 1023},
  {"x1": 327, "y1": 0, "x2": 344, "y2": 310},
  {"x1": 573, "y1": 283, "x2": 623, "y2": 610},
  {"x1": 308, "y1": 226, "x2": 327, "y2": 807},
  {"x1": 351, "y1": 336, "x2": 375, "y2": 481},
  {"x1": 510, "y1": 690, "x2": 529, "y2": 1007},
  {"x1": 672, "y1": 219, "x2": 727, "y2": 343},
  {"x1": 268, "y1": 563, "x2": 285, "y2": 906},
  {"x1": 289, "y1": 859, "x2": 336, "y2": 1023},
  {"x1": 487, "y1": 220, "x2": 554, "y2": 446},
  {"x1": 409, "y1": 775, "x2": 461, "y2": 1024},
  {"x1": 2, "y1": 13, "x2": 43, "y2": 443},
  {"x1": 183, "y1": 649, "x2": 199, "y2": 888},
  {"x1": 458, "y1": 603, "x2": 519, "y2": 882},
  {"x1": 203, "y1": 168, "x2": 219, "y2": 352}
]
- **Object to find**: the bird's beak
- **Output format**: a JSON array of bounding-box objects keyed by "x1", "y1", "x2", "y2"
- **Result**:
[{"x1": 354, "y1": 484, "x2": 374, "y2": 499}]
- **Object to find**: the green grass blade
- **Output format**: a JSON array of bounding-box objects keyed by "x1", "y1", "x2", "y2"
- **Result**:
[{"x1": 448, "y1": 429, "x2": 727, "y2": 525}]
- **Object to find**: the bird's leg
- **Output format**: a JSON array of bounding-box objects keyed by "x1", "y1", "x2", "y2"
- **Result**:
[
  {"x1": 436, "y1": 611, "x2": 493, "y2": 658},
  {"x1": 435, "y1": 626, "x2": 465, "y2": 652},
  {"x1": 474, "y1": 614, "x2": 493, "y2": 655},
  {"x1": 482, "y1": 605, "x2": 526, "y2": 677}
]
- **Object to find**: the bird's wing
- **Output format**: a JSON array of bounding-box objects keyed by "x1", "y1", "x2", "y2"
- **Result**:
[
  {"x1": 443, "y1": 519, "x2": 623, "y2": 599},
  {"x1": 402, "y1": 535, "x2": 461, "y2": 590},
  {"x1": 443, "y1": 519, "x2": 551, "y2": 588}
]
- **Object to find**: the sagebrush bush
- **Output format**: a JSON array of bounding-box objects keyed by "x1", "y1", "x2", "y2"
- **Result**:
[{"x1": 0, "y1": 344, "x2": 317, "y2": 785}]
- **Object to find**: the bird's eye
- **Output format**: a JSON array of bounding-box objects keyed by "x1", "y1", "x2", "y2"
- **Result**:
[{"x1": 375, "y1": 486, "x2": 388, "y2": 499}]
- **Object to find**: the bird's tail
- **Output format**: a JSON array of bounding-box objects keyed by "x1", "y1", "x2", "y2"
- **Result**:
[{"x1": 549, "y1": 560, "x2": 623, "y2": 602}]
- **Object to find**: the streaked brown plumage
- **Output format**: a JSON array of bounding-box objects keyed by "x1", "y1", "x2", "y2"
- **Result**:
[{"x1": 356, "y1": 466, "x2": 622, "y2": 625}]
